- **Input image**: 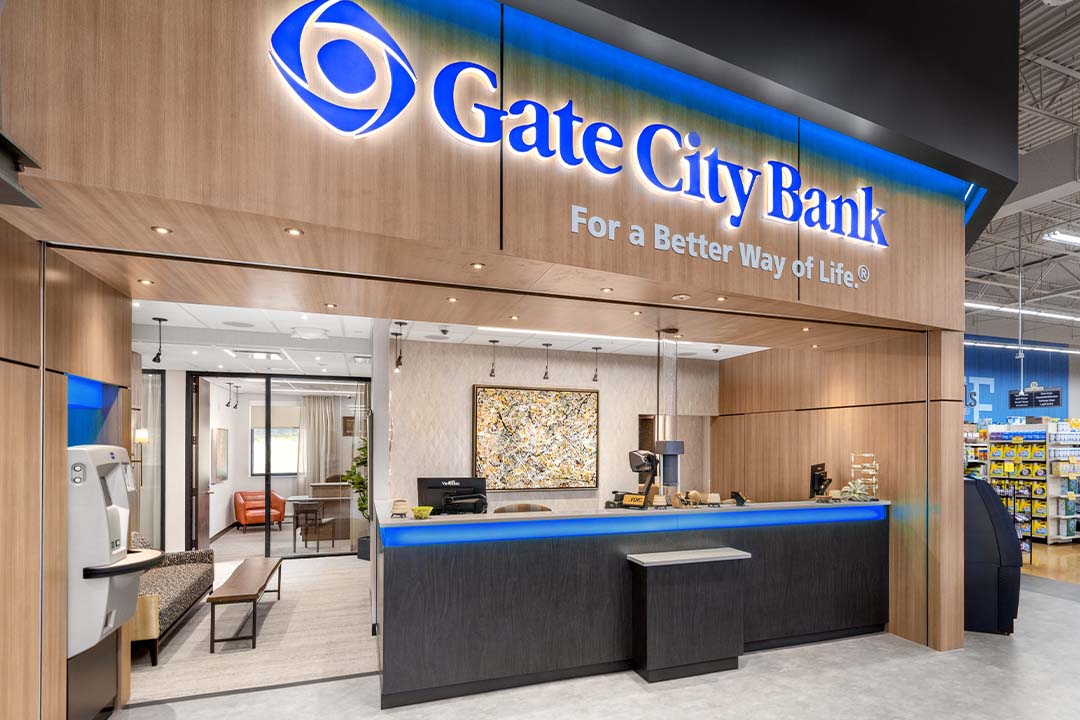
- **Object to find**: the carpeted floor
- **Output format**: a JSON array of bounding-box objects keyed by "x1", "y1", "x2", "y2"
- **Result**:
[{"x1": 130, "y1": 555, "x2": 377, "y2": 704}]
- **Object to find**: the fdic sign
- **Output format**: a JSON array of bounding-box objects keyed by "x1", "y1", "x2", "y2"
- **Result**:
[{"x1": 270, "y1": 0, "x2": 889, "y2": 248}]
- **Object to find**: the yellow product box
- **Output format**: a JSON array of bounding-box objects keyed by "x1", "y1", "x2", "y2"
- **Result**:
[
  {"x1": 1018, "y1": 464, "x2": 1032, "y2": 477},
  {"x1": 1033, "y1": 446, "x2": 1046, "y2": 460},
  {"x1": 1033, "y1": 482, "x2": 1047, "y2": 498},
  {"x1": 1033, "y1": 500, "x2": 1048, "y2": 517},
  {"x1": 1033, "y1": 520, "x2": 1049, "y2": 537},
  {"x1": 990, "y1": 446, "x2": 1004, "y2": 459},
  {"x1": 1018, "y1": 445, "x2": 1032, "y2": 459},
  {"x1": 990, "y1": 462, "x2": 1005, "y2": 476},
  {"x1": 1004, "y1": 446, "x2": 1018, "y2": 458},
  {"x1": 1018, "y1": 499, "x2": 1032, "y2": 514}
]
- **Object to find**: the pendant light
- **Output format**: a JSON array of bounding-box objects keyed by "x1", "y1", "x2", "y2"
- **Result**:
[
  {"x1": 392, "y1": 321, "x2": 407, "y2": 373},
  {"x1": 592, "y1": 346, "x2": 601, "y2": 382},
  {"x1": 232, "y1": 383, "x2": 239, "y2": 410},
  {"x1": 225, "y1": 382, "x2": 234, "y2": 408},
  {"x1": 489, "y1": 339, "x2": 499, "y2": 378},
  {"x1": 151, "y1": 317, "x2": 167, "y2": 363},
  {"x1": 542, "y1": 343, "x2": 552, "y2": 380}
]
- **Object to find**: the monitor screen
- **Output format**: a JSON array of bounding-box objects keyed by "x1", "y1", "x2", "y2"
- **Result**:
[{"x1": 417, "y1": 477, "x2": 487, "y2": 514}]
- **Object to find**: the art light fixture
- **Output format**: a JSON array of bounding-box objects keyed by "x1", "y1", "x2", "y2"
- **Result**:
[
  {"x1": 151, "y1": 317, "x2": 167, "y2": 363},
  {"x1": 592, "y1": 346, "x2": 601, "y2": 382},
  {"x1": 489, "y1": 339, "x2": 499, "y2": 378},
  {"x1": 542, "y1": 343, "x2": 552, "y2": 380}
]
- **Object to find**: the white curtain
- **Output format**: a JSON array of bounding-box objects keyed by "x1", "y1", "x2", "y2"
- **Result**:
[{"x1": 297, "y1": 396, "x2": 340, "y2": 496}]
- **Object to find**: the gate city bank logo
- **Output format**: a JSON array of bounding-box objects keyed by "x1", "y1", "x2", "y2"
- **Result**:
[
  {"x1": 269, "y1": 1, "x2": 889, "y2": 247},
  {"x1": 269, "y1": 0, "x2": 417, "y2": 137}
]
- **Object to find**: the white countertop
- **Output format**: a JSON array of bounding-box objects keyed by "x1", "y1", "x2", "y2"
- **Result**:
[
  {"x1": 628, "y1": 547, "x2": 752, "y2": 566},
  {"x1": 376, "y1": 499, "x2": 891, "y2": 527}
]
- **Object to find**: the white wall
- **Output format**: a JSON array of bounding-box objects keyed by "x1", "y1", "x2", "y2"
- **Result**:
[{"x1": 387, "y1": 340, "x2": 719, "y2": 511}]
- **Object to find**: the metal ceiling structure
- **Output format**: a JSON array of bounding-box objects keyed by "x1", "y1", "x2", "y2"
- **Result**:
[{"x1": 966, "y1": 0, "x2": 1080, "y2": 345}]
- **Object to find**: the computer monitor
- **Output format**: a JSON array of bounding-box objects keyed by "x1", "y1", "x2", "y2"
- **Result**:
[{"x1": 417, "y1": 477, "x2": 488, "y2": 515}]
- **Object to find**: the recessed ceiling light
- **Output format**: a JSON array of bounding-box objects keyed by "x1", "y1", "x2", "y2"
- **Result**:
[
  {"x1": 674, "y1": 334, "x2": 683, "y2": 339},
  {"x1": 315, "y1": 356, "x2": 321, "y2": 361},
  {"x1": 324, "y1": 303, "x2": 337, "y2": 309},
  {"x1": 284, "y1": 227, "x2": 304, "y2": 236},
  {"x1": 717, "y1": 296, "x2": 727, "y2": 302},
  {"x1": 802, "y1": 327, "x2": 810, "y2": 332},
  {"x1": 150, "y1": 225, "x2": 172, "y2": 235},
  {"x1": 191, "y1": 350, "x2": 199, "y2": 355},
  {"x1": 510, "y1": 315, "x2": 519, "y2": 320},
  {"x1": 671, "y1": 294, "x2": 691, "y2": 301},
  {"x1": 812, "y1": 344, "x2": 819, "y2": 349},
  {"x1": 601, "y1": 287, "x2": 614, "y2": 294},
  {"x1": 132, "y1": 301, "x2": 140, "y2": 308},
  {"x1": 447, "y1": 297, "x2": 458, "y2": 303},
  {"x1": 632, "y1": 310, "x2": 642, "y2": 316},
  {"x1": 471, "y1": 262, "x2": 486, "y2": 270},
  {"x1": 138, "y1": 279, "x2": 154, "y2": 286},
  {"x1": 300, "y1": 314, "x2": 309, "y2": 320},
  {"x1": 321, "y1": 368, "x2": 328, "y2": 373}
]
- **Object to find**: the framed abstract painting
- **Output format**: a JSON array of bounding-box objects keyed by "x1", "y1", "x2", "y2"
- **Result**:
[{"x1": 473, "y1": 385, "x2": 599, "y2": 491}]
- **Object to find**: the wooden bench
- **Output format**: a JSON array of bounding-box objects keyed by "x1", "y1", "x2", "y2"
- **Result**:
[{"x1": 206, "y1": 557, "x2": 282, "y2": 652}]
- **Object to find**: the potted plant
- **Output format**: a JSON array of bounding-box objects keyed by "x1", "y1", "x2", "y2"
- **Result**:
[{"x1": 344, "y1": 439, "x2": 371, "y2": 560}]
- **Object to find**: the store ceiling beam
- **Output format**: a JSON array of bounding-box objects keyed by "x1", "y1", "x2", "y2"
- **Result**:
[
  {"x1": 1019, "y1": 103, "x2": 1080, "y2": 130},
  {"x1": 1021, "y1": 50, "x2": 1080, "y2": 84},
  {"x1": 995, "y1": 134, "x2": 1080, "y2": 219}
]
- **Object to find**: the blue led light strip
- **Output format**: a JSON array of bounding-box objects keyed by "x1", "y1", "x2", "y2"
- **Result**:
[{"x1": 381, "y1": 504, "x2": 887, "y2": 547}]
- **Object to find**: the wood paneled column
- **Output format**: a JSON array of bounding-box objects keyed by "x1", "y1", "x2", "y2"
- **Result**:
[{"x1": 927, "y1": 330, "x2": 965, "y2": 650}]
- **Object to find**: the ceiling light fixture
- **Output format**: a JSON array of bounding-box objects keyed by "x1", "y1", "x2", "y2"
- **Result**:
[
  {"x1": 447, "y1": 297, "x2": 458, "y2": 303},
  {"x1": 218, "y1": 364, "x2": 224, "y2": 369},
  {"x1": 1044, "y1": 230, "x2": 1080, "y2": 246},
  {"x1": 592, "y1": 346, "x2": 601, "y2": 382},
  {"x1": 489, "y1": 339, "x2": 499, "y2": 378},
  {"x1": 151, "y1": 317, "x2": 167, "y2": 363},
  {"x1": 232, "y1": 383, "x2": 239, "y2": 410},
  {"x1": 191, "y1": 350, "x2": 198, "y2": 355},
  {"x1": 802, "y1": 327, "x2": 810, "y2": 332},
  {"x1": 225, "y1": 382, "x2": 234, "y2": 408},
  {"x1": 717, "y1": 296, "x2": 727, "y2": 302},
  {"x1": 510, "y1": 315, "x2": 519, "y2": 321},
  {"x1": 392, "y1": 320, "x2": 407, "y2": 374},
  {"x1": 471, "y1": 262, "x2": 486, "y2": 270},
  {"x1": 601, "y1": 287, "x2": 614, "y2": 294},
  {"x1": 150, "y1": 225, "x2": 172, "y2": 235},
  {"x1": 223, "y1": 348, "x2": 237, "y2": 358},
  {"x1": 284, "y1": 227, "x2": 304, "y2": 236},
  {"x1": 633, "y1": 310, "x2": 642, "y2": 316},
  {"x1": 138, "y1": 279, "x2": 155, "y2": 286},
  {"x1": 542, "y1": 342, "x2": 552, "y2": 380},
  {"x1": 812, "y1": 345, "x2": 819, "y2": 349},
  {"x1": 324, "y1": 303, "x2": 337, "y2": 309},
  {"x1": 671, "y1": 294, "x2": 691, "y2": 301}
]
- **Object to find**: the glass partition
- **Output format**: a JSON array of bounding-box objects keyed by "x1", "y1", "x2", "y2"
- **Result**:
[{"x1": 138, "y1": 371, "x2": 164, "y2": 548}]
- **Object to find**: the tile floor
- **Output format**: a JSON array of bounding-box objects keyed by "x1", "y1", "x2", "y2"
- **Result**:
[{"x1": 117, "y1": 576, "x2": 1080, "y2": 720}]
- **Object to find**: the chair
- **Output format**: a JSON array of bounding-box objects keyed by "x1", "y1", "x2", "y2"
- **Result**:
[
  {"x1": 493, "y1": 503, "x2": 552, "y2": 513},
  {"x1": 964, "y1": 477, "x2": 1022, "y2": 634},
  {"x1": 233, "y1": 491, "x2": 285, "y2": 532}
]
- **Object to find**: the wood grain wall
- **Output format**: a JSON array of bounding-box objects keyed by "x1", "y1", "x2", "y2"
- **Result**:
[
  {"x1": 45, "y1": 249, "x2": 131, "y2": 388},
  {"x1": 43, "y1": 371, "x2": 67, "y2": 720},
  {"x1": 0, "y1": 217, "x2": 40, "y2": 366},
  {"x1": 710, "y1": 333, "x2": 946, "y2": 647}
]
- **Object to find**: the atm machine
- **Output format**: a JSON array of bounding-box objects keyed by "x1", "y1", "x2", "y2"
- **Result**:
[{"x1": 67, "y1": 445, "x2": 161, "y2": 720}]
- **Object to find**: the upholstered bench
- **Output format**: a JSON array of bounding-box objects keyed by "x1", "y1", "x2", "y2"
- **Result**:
[{"x1": 129, "y1": 532, "x2": 214, "y2": 666}]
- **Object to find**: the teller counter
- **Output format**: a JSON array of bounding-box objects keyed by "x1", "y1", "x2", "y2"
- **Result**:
[{"x1": 374, "y1": 500, "x2": 889, "y2": 708}]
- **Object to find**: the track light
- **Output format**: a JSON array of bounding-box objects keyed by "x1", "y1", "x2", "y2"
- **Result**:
[
  {"x1": 542, "y1": 343, "x2": 552, "y2": 380},
  {"x1": 232, "y1": 383, "x2": 239, "y2": 410},
  {"x1": 226, "y1": 382, "x2": 234, "y2": 408},
  {"x1": 489, "y1": 339, "x2": 499, "y2": 378},
  {"x1": 592, "y1": 346, "x2": 601, "y2": 383},
  {"x1": 151, "y1": 317, "x2": 167, "y2": 363}
]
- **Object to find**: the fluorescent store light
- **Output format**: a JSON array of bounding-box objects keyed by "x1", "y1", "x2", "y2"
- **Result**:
[
  {"x1": 477, "y1": 326, "x2": 649, "y2": 343},
  {"x1": 1044, "y1": 230, "x2": 1080, "y2": 246},
  {"x1": 964, "y1": 301, "x2": 1080, "y2": 322},
  {"x1": 963, "y1": 340, "x2": 1080, "y2": 355}
]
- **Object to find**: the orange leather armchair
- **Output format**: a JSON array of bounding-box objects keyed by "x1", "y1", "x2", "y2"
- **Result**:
[{"x1": 233, "y1": 491, "x2": 285, "y2": 532}]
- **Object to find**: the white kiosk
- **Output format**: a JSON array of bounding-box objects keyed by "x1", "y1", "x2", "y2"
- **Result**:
[{"x1": 67, "y1": 445, "x2": 160, "y2": 720}]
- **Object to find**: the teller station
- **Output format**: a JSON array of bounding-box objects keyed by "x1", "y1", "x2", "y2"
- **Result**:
[{"x1": 375, "y1": 457, "x2": 890, "y2": 709}]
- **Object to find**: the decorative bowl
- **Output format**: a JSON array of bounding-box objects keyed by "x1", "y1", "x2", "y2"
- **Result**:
[{"x1": 412, "y1": 505, "x2": 434, "y2": 520}]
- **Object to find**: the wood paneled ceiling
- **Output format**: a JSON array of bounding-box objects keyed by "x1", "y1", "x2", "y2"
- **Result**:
[{"x1": 58, "y1": 248, "x2": 915, "y2": 352}]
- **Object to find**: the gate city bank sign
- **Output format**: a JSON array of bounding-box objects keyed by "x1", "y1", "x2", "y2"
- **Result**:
[{"x1": 269, "y1": 0, "x2": 890, "y2": 248}]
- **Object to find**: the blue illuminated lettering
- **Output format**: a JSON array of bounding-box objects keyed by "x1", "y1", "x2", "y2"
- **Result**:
[
  {"x1": 636, "y1": 123, "x2": 683, "y2": 193},
  {"x1": 432, "y1": 61, "x2": 505, "y2": 145},
  {"x1": 581, "y1": 121, "x2": 623, "y2": 175},
  {"x1": 507, "y1": 99, "x2": 555, "y2": 157},
  {"x1": 766, "y1": 160, "x2": 801, "y2": 223}
]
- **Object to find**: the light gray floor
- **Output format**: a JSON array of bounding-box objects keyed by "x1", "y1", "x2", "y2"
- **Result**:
[
  {"x1": 210, "y1": 522, "x2": 353, "y2": 562},
  {"x1": 117, "y1": 580, "x2": 1080, "y2": 720}
]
